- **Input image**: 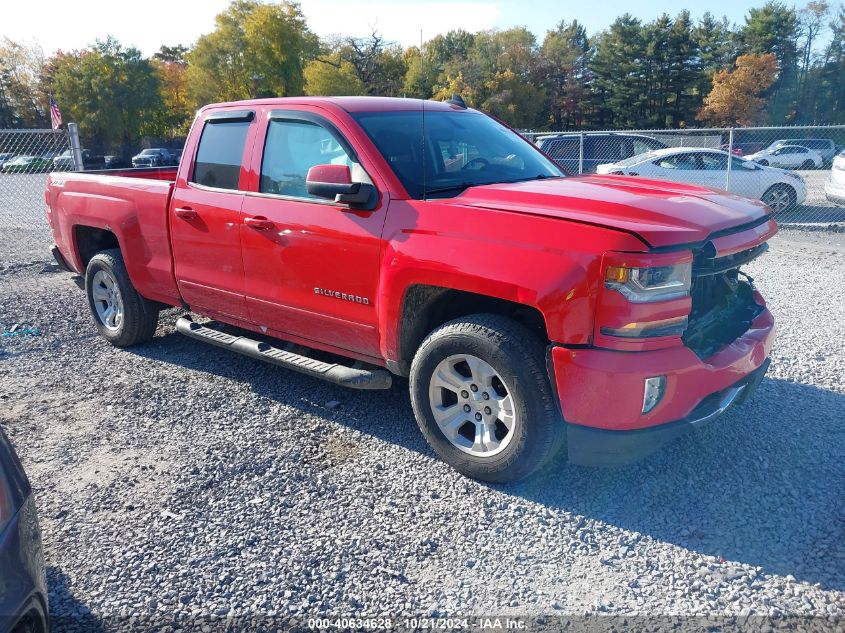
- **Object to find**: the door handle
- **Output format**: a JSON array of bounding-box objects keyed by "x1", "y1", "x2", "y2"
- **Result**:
[
  {"x1": 174, "y1": 206, "x2": 197, "y2": 220},
  {"x1": 244, "y1": 216, "x2": 274, "y2": 231}
]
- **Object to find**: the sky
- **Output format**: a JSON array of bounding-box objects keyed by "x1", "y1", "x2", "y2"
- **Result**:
[{"x1": 0, "y1": 0, "x2": 796, "y2": 56}]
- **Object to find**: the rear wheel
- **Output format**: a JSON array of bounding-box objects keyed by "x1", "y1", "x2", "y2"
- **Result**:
[
  {"x1": 409, "y1": 314, "x2": 563, "y2": 482},
  {"x1": 801, "y1": 159, "x2": 815, "y2": 170},
  {"x1": 85, "y1": 249, "x2": 159, "y2": 347},
  {"x1": 762, "y1": 184, "x2": 797, "y2": 213}
]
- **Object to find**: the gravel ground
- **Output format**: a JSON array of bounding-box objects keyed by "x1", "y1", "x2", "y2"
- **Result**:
[{"x1": 1, "y1": 226, "x2": 844, "y2": 630}]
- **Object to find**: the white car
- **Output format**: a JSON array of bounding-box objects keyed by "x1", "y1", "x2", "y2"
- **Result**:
[
  {"x1": 596, "y1": 147, "x2": 806, "y2": 212},
  {"x1": 744, "y1": 145, "x2": 824, "y2": 170},
  {"x1": 825, "y1": 150, "x2": 845, "y2": 206}
]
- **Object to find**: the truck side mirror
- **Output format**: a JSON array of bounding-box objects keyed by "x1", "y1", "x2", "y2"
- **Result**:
[{"x1": 306, "y1": 164, "x2": 376, "y2": 208}]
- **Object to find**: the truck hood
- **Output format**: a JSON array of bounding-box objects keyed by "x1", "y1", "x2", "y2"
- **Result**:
[{"x1": 449, "y1": 176, "x2": 772, "y2": 248}]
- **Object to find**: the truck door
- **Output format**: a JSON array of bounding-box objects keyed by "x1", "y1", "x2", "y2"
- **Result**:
[
  {"x1": 239, "y1": 109, "x2": 386, "y2": 359},
  {"x1": 170, "y1": 110, "x2": 256, "y2": 321}
]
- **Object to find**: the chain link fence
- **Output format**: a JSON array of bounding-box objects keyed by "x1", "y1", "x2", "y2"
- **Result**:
[
  {"x1": 0, "y1": 129, "x2": 70, "y2": 266},
  {"x1": 1, "y1": 124, "x2": 843, "y2": 283},
  {"x1": 524, "y1": 125, "x2": 845, "y2": 226}
]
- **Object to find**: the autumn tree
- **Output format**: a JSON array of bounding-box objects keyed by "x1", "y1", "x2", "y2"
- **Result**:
[
  {"x1": 152, "y1": 45, "x2": 191, "y2": 136},
  {"x1": 186, "y1": 1, "x2": 317, "y2": 106},
  {"x1": 0, "y1": 38, "x2": 48, "y2": 128},
  {"x1": 697, "y1": 53, "x2": 778, "y2": 125}
]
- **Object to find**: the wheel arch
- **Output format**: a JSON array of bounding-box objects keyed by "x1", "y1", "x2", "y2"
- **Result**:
[
  {"x1": 389, "y1": 284, "x2": 549, "y2": 376},
  {"x1": 73, "y1": 224, "x2": 120, "y2": 268}
]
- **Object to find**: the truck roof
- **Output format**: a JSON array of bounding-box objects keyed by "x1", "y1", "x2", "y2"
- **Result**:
[{"x1": 200, "y1": 96, "x2": 470, "y2": 114}]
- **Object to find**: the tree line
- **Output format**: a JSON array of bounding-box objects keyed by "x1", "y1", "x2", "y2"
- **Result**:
[{"x1": 1, "y1": 0, "x2": 843, "y2": 155}]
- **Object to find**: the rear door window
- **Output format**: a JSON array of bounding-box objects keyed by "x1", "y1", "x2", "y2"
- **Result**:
[{"x1": 191, "y1": 120, "x2": 252, "y2": 190}]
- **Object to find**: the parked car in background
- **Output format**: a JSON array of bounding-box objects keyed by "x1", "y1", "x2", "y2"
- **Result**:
[
  {"x1": 52, "y1": 149, "x2": 106, "y2": 171},
  {"x1": 764, "y1": 138, "x2": 838, "y2": 165},
  {"x1": 597, "y1": 147, "x2": 806, "y2": 212},
  {"x1": 104, "y1": 155, "x2": 130, "y2": 169},
  {"x1": 0, "y1": 426, "x2": 48, "y2": 633},
  {"x1": 535, "y1": 132, "x2": 667, "y2": 173},
  {"x1": 0, "y1": 156, "x2": 53, "y2": 173},
  {"x1": 825, "y1": 149, "x2": 845, "y2": 206},
  {"x1": 0, "y1": 153, "x2": 16, "y2": 168},
  {"x1": 720, "y1": 142, "x2": 765, "y2": 157},
  {"x1": 131, "y1": 148, "x2": 177, "y2": 168},
  {"x1": 745, "y1": 145, "x2": 824, "y2": 170}
]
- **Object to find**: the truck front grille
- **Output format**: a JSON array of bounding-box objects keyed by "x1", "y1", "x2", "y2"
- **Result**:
[{"x1": 682, "y1": 246, "x2": 766, "y2": 359}]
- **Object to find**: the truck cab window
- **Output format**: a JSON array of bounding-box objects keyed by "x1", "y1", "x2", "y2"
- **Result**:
[
  {"x1": 260, "y1": 119, "x2": 365, "y2": 199},
  {"x1": 191, "y1": 120, "x2": 251, "y2": 190}
]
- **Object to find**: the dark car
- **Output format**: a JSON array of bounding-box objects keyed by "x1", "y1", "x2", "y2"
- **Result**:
[
  {"x1": 104, "y1": 155, "x2": 130, "y2": 169},
  {"x1": 0, "y1": 426, "x2": 47, "y2": 633},
  {"x1": 535, "y1": 132, "x2": 667, "y2": 174},
  {"x1": 52, "y1": 149, "x2": 105, "y2": 172},
  {"x1": 131, "y1": 148, "x2": 176, "y2": 168}
]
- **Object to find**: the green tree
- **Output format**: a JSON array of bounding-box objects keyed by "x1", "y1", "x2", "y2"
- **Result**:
[
  {"x1": 811, "y1": 4, "x2": 845, "y2": 122},
  {"x1": 738, "y1": 2, "x2": 800, "y2": 122},
  {"x1": 186, "y1": 0, "x2": 317, "y2": 106},
  {"x1": 303, "y1": 54, "x2": 366, "y2": 96},
  {"x1": 589, "y1": 14, "x2": 648, "y2": 127},
  {"x1": 692, "y1": 13, "x2": 737, "y2": 107},
  {"x1": 538, "y1": 20, "x2": 591, "y2": 129},
  {"x1": 325, "y1": 32, "x2": 407, "y2": 96},
  {"x1": 47, "y1": 38, "x2": 164, "y2": 153}
]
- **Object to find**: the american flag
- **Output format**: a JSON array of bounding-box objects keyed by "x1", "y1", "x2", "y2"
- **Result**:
[{"x1": 49, "y1": 95, "x2": 62, "y2": 130}]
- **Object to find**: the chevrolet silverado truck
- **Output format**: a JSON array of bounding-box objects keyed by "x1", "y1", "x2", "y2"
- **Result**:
[{"x1": 45, "y1": 97, "x2": 776, "y2": 482}]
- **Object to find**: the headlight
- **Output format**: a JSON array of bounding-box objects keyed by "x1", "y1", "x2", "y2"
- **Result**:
[{"x1": 604, "y1": 262, "x2": 691, "y2": 303}]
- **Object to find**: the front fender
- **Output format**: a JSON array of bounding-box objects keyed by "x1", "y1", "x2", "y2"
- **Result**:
[{"x1": 377, "y1": 199, "x2": 649, "y2": 364}]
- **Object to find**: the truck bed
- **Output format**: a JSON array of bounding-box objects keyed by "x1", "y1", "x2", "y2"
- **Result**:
[{"x1": 46, "y1": 168, "x2": 182, "y2": 305}]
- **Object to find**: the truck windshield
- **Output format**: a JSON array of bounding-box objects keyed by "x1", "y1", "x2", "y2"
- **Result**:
[{"x1": 352, "y1": 109, "x2": 564, "y2": 199}]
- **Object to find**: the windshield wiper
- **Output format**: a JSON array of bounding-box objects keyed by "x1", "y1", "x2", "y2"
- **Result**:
[{"x1": 424, "y1": 182, "x2": 476, "y2": 196}]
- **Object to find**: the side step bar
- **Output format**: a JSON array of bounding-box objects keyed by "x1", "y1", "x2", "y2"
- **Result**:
[{"x1": 175, "y1": 317, "x2": 392, "y2": 390}]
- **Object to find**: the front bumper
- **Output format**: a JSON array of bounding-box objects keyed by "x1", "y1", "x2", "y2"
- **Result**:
[
  {"x1": 550, "y1": 307, "x2": 776, "y2": 465},
  {"x1": 825, "y1": 180, "x2": 845, "y2": 206},
  {"x1": 565, "y1": 358, "x2": 770, "y2": 466}
]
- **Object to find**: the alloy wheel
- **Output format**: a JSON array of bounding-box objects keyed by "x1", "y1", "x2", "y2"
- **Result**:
[
  {"x1": 428, "y1": 353, "x2": 516, "y2": 457},
  {"x1": 91, "y1": 269, "x2": 124, "y2": 331}
]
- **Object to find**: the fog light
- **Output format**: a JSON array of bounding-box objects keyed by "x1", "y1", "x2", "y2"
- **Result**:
[{"x1": 642, "y1": 376, "x2": 666, "y2": 414}]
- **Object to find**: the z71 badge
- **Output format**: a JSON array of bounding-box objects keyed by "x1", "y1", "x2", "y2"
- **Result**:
[{"x1": 314, "y1": 287, "x2": 370, "y2": 305}]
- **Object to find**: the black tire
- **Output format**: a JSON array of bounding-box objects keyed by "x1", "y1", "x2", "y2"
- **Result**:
[
  {"x1": 758, "y1": 159, "x2": 769, "y2": 166},
  {"x1": 85, "y1": 249, "x2": 159, "y2": 347},
  {"x1": 801, "y1": 159, "x2": 815, "y2": 170},
  {"x1": 409, "y1": 314, "x2": 563, "y2": 483}
]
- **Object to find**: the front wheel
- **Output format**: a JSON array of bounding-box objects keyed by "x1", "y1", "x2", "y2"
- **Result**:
[
  {"x1": 758, "y1": 159, "x2": 769, "y2": 166},
  {"x1": 409, "y1": 314, "x2": 563, "y2": 482},
  {"x1": 761, "y1": 184, "x2": 797, "y2": 213},
  {"x1": 85, "y1": 249, "x2": 160, "y2": 347}
]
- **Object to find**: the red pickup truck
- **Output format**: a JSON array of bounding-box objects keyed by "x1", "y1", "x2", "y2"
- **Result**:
[{"x1": 45, "y1": 97, "x2": 776, "y2": 482}]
